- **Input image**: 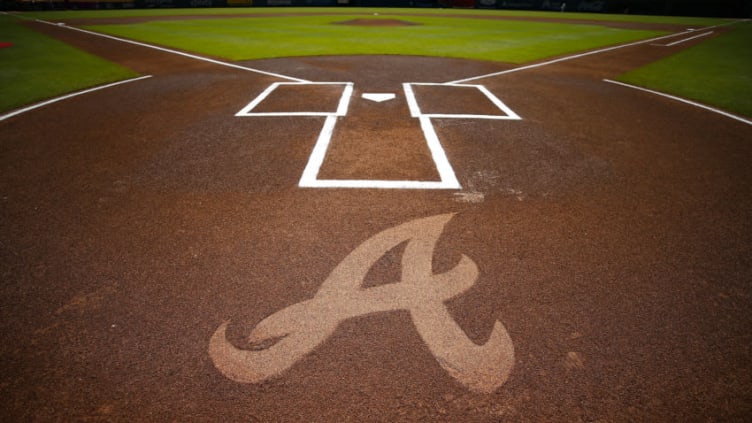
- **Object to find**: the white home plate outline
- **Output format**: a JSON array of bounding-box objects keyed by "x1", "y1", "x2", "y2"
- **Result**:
[{"x1": 235, "y1": 81, "x2": 521, "y2": 189}]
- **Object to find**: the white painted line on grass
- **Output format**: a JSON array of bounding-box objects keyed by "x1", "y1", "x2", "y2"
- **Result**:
[
  {"x1": 448, "y1": 21, "x2": 740, "y2": 84},
  {"x1": 0, "y1": 75, "x2": 153, "y2": 122},
  {"x1": 604, "y1": 79, "x2": 752, "y2": 126},
  {"x1": 652, "y1": 31, "x2": 713, "y2": 47},
  {"x1": 34, "y1": 19, "x2": 309, "y2": 83}
]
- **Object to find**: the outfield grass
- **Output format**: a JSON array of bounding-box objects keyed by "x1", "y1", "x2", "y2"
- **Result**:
[
  {"x1": 85, "y1": 14, "x2": 665, "y2": 63},
  {"x1": 0, "y1": 14, "x2": 138, "y2": 114},
  {"x1": 0, "y1": 8, "x2": 742, "y2": 116},
  {"x1": 618, "y1": 21, "x2": 752, "y2": 117},
  {"x1": 26, "y1": 7, "x2": 727, "y2": 27}
]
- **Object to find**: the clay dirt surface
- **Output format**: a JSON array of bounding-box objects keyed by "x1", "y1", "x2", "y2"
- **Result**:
[{"x1": 1, "y1": 15, "x2": 751, "y2": 422}]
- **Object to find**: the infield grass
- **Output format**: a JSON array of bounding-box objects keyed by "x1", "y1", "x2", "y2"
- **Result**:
[
  {"x1": 85, "y1": 15, "x2": 665, "y2": 63},
  {"x1": 0, "y1": 8, "x2": 741, "y2": 115},
  {"x1": 618, "y1": 21, "x2": 752, "y2": 117},
  {"x1": 0, "y1": 14, "x2": 137, "y2": 114}
]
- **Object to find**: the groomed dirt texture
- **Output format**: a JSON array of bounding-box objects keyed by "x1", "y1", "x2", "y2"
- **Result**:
[{"x1": 1, "y1": 15, "x2": 751, "y2": 422}]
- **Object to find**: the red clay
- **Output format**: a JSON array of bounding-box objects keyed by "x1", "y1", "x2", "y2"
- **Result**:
[{"x1": 1, "y1": 17, "x2": 750, "y2": 422}]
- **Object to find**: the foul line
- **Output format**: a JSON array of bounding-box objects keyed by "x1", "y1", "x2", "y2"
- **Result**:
[
  {"x1": 0, "y1": 75, "x2": 152, "y2": 122},
  {"x1": 652, "y1": 31, "x2": 713, "y2": 47},
  {"x1": 604, "y1": 79, "x2": 752, "y2": 126},
  {"x1": 34, "y1": 19, "x2": 309, "y2": 83},
  {"x1": 448, "y1": 21, "x2": 738, "y2": 84}
]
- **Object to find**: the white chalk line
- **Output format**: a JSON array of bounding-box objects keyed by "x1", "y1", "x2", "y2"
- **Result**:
[
  {"x1": 34, "y1": 19, "x2": 309, "y2": 83},
  {"x1": 238, "y1": 81, "x2": 521, "y2": 189},
  {"x1": 0, "y1": 75, "x2": 153, "y2": 122},
  {"x1": 448, "y1": 21, "x2": 739, "y2": 84},
  {"x1": 604, "y1": 79, "x2": 752, "y2": 126},
  {"x1": 298, "y1": 82, "x2": 522, "y2": 189},
  {"x1": 236, "y1": 82, "x2": 350, "y2": 117},
  {"x1": 651, "y1": 31, "x2": 713, "y2": 47},
  {"x1": 293, "y1": 82, "x2": 462, "y2": 190},
  {"x1": 406, "y1": 83, "x2": 522, "y2": 120}
]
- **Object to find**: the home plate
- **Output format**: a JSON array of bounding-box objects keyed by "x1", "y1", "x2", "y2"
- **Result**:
[{"x1": 362, "y1": 93, "x2": 396, "y2": 103}]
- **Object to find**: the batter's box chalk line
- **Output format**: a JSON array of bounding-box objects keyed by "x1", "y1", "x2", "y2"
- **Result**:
[{"x1": 235, "y1": 82, "x2": 522, "y2": 190}]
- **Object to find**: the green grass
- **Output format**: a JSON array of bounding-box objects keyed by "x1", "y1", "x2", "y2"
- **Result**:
[
  {"x1": 26, "y1": 7, "x2": 727, "y2": 27},
  {"x1": 85, "y1": 15, "x2": 665, "y2": 63},
  {"x1": 618, "y1": 21, "x2": 752, "y2": 117},
  {"x1": 0, "y1": 8, "x2": 741, "y2": 115},
  {"x1": 0, "y1": 14, "x2": 138, "y2": 114}
]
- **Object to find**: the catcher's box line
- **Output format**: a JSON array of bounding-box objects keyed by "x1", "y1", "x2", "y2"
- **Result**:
[{"x1": 235, "y1": 81, "x2": 521, "y2": 190}]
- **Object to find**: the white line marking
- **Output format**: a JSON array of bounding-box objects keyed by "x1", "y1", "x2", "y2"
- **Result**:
[
  {"x1": 300, "y1": 179, "x2": 459, "y2": 189},
  {"x1": 604, "y1": 79, "x2": 752, "y2": 126},
  {"x1": 405, "y1": 83, "x2": 522, "y2": 120},
  {"x1": 336, "y1": 84, "x2": 354, "y2": 116},
  {"x1": 235, "y1": 83, "x2": 282, "y2": 116},
  {"x1": 404, "y1": 82, "x2": 423, "y2": 117},
  {"x1": 448, "y1": 21, "x2": 739, "y2": 84},
  {"x1": 417, "y1": 115, "x2": 462, "y2": 189},
  {"x1": 34, "y1": 19, "x2": 309, "y2": 83},
  {"x1": 299, "y1": 115, "x2": 342, "y2": 187},
  {"x1": 362, "y1": 93, "x2": 396, "y2": 103},
  {"x1": 296, "y1": 82, "x2": 464, "y2": 189},
  {"x1": 665, "y1": 31, "x2": 713, "y2": 46},
  {"x1": 237, "y1": 82, "x2": 351, "y2": 117},
  {"x1": 240, "y1": 81, "x2": 522, "y2": 190},
  {"x1": 235, "y1": 82, "x2": 354, "y2": 189},
  {"x1": 653, "y1": 31, "x2": 713, "y2": 47},
  {"x1": 476, "y1": 84, "x2": 523, "y2": 119},
  {"x1": 0, "y1": 75, "x2": 153, "y2": 122}
]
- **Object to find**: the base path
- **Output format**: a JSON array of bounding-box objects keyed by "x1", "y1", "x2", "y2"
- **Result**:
[{"x1": 1, "y1": 18, "x2": 751, "y2": 422}]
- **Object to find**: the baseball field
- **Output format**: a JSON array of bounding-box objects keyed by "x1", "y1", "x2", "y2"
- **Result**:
[{"x1": 1, "y1": 7, "x2": 751, "y2": 421}]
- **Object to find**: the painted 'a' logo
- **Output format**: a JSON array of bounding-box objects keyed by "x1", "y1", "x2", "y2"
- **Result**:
[{"x1": 209, "y1": 214, "x2": 514, "y2": 393}]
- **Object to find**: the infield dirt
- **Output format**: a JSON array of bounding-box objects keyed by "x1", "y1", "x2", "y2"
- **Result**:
[{"x1": 1, "y1": 16, "x2": 750, "y2": 422}]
